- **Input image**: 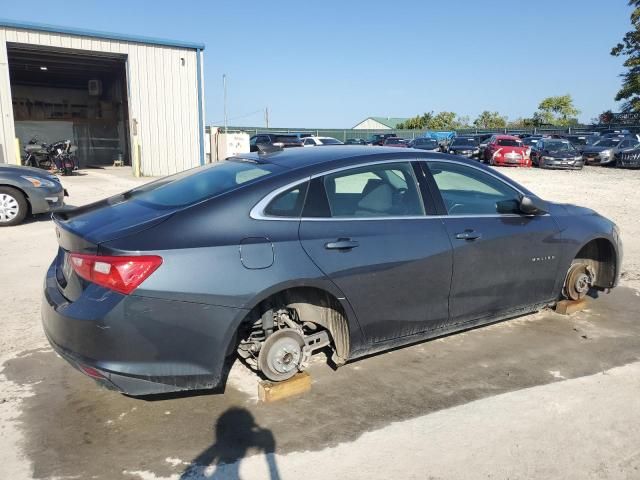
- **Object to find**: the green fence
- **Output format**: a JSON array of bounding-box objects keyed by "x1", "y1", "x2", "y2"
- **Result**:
[{"x1": 209, "y1": 124, "x2": 634, "y2": 141}]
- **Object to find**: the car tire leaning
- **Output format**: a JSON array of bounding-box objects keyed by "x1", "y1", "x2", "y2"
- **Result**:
[{"x1": 0, "y1": 186, "x2": 28, "y2": 227}]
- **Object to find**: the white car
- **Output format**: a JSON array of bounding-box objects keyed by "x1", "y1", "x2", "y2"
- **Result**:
[{"x1": 301, "y1": 136, "x2": 344, "y2": 147}]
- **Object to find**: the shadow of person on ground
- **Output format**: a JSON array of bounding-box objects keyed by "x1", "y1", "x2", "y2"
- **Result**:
[{"x1": 180, "y1": 407, "x2": 280, "y2": 480}]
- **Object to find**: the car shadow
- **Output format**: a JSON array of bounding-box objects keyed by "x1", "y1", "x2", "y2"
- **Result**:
[{"x1": 179, "y1": 407, "x2": 281, "y2": 480}]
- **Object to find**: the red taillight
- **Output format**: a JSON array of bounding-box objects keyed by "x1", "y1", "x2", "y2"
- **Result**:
[
  {"x1": 79, "y1": 364, "x2": 105, "y2": 379},
  {"x1": 69, "y1": 253, "x2": 163, "y2": 295}
]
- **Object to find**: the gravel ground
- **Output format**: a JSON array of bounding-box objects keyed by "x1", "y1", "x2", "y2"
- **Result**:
[{"x1": 0, "y1": 164, "x2": 639, "y2": 479}]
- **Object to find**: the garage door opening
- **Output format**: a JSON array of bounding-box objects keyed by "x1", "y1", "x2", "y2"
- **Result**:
[{"x1": 8, "y1": 43, "x2": 130, "y2": 169}]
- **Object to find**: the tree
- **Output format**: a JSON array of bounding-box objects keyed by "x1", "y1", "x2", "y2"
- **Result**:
[
  {"x1": 473, "y1": 111, "x2": 507, "y2": 129},
  {"x1": 397, "y1": 111, "x2": 467, "y2": 130},
  {"x1": 611, "y1": 1, "x2": 640, "y2": 112},
  {"x1": 535, "y1": 95, "x2": 580, "y2": 126}
]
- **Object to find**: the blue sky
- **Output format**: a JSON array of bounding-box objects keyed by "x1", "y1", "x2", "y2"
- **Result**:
[{"x1": 1, "y1": 0, "x2": 633, "y2": 127}]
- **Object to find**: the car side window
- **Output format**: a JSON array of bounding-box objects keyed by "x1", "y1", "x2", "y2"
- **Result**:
[
  {"x1": 250, "y1": 136, "x2": 257, "y2": 146},
  {"x1": 427, "y1": 161, "x2": 521, "y2": 215},
  {"x1": 304, "y1": 138, "x2": 314, "y2": 146},
  {"x1": 264, "y1": 182, "x2": 309, "y2": 218},
  {"x1": 320, "y1": 162, "x2": 425, "y2": 218}
]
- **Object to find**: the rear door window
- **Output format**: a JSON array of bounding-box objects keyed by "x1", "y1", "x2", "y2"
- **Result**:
[{"x1": 318, "y1": 162, "x2": 425, "y2": 218}]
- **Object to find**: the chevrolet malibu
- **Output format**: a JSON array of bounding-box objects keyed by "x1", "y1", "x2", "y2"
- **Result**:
[{"x1": 42, "y1": 147, "x2": 622, "y2": 395}]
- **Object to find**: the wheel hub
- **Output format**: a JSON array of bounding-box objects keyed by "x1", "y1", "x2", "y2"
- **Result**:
[
  {"x1": 0, "y1": 194, "x2": 19, "y2": 222},
  {"x1": 258, "y1": 329, "x2": 305, "y2": 381}
]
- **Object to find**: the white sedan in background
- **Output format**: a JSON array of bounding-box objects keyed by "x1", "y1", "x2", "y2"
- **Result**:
[{"x1": 301, "y1": 136, "x2": 344, "y2": 146}]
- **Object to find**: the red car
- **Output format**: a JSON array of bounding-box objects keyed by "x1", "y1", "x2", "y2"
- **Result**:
[{"x1": 483, "y1": 135, "x2": 531, "y2": 167}]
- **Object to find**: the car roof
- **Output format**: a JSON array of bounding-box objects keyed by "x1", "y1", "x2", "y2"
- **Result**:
[{"x1": 231, "y1": 146, "x2": 475, "y2": 170}]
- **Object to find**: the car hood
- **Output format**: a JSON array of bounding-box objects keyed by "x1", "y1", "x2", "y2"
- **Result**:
[
  {"x1": 582, "y1": 146, "x2": 612, "y2": 153},
  {"x1": 0, "y1": 163, "x2": 55, "y2": 178}
]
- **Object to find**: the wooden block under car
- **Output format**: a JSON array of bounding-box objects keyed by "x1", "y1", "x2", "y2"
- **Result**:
[
  {"x1": 258, "y1": 372, "x2": 311, "y2": 403},
  {"x1": 555, "y1": 299, "x2": 589, "y2": 315}
]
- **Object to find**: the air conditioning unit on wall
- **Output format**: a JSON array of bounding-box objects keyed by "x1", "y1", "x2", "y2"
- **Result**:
[{"x1": 88, "y1": 79, "x2": 103, "y2": 96}]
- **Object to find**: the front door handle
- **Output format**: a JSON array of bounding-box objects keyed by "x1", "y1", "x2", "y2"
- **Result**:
[
  {"x1": 455, "y1": 231, "x2": 482, "y2": 241},
  {"x1": 325, "y1": 238, "x2": 359, "y2": 250}
]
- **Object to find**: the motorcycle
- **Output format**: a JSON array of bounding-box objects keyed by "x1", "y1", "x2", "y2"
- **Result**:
[{"x1": 23, "y1": 137, "x2": 78, "y2": 176}]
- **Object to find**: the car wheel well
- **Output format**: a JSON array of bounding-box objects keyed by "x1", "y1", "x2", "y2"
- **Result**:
[
  {"x1": 244, "y1": 287, "x2": 351, "y2": 364},
  {"x1": 574, "y1": 238, "x2": 617, "y2": 289}
]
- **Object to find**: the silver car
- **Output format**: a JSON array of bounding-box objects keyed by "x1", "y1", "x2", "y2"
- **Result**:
[
  {"x1": 0, "y1": 164, "x2": 66, "y2": 226},
  {"x1": 582, "y1": 137, "x2": 639, "y2": 165}
]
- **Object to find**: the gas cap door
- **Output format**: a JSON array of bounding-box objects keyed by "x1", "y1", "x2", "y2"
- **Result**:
[{"x1": 240, "y1": 237, "x2": 274, "y2": 269}]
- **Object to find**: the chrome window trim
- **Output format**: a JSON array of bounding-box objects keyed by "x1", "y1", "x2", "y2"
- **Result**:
[{"x1": 249, "y1": 157, "x2": 533, "y2": 221}]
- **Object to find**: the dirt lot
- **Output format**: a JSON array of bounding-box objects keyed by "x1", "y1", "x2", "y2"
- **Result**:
[{"x1": 1, "y1": 165, "x2": 639, "y2": 480}]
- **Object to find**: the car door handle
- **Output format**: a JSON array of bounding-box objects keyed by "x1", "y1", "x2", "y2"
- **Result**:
[
  {"x1": 325, "y1": 239, "x2": 359, "y2": 250},
  {"x1": 455, "y1": 231, "x2": 482, "y2": 240}
]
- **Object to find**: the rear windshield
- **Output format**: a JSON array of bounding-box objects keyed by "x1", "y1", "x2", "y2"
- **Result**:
[
  {"x1": 274, "y1": 135, "x2": 300, "y2": 143},
  {"x1": 319, "y1": 138, "x2": 342, "y2": 145},
  {"x1": 452, "y1": 137, "x2": 477, "y2": 146},
  {"x1": 497, "y1": 139, "x2": 523, "y2": 147},
  {"x1": 124, "y1": 160, "x2": 280, "y2": 209}
]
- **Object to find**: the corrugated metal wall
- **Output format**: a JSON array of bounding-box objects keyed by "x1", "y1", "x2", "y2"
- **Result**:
[{"x1": 0, "y1": 27, "x2": 203, "y2": 176}]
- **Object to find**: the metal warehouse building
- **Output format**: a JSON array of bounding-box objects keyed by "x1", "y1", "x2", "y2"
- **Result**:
[{"x1": 0, "y1": 19, "x2": 205, "y2": 176}]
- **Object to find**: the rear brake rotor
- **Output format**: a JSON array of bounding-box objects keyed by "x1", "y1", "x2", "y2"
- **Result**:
[{"x1": 258, "y1": 329, "x2": 305, "y2": 382}]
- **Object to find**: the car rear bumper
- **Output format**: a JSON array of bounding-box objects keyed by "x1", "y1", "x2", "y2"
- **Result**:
[{"x1": 41, "y1": 261, "x2": 246, "y2": 396}]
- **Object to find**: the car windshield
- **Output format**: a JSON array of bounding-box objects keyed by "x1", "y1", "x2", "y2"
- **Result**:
[
  {"x1": 594, "y1": 139, "x2": 620, "y2": 147},
  {"x1": 497, "y1": 139, "x2": 523, "y2": 147},
  {"x1": 319, "y1": 138, "x2": 342, "y2": 145},
  {"x1": 452, "y1": 138, "x2": 477, "y2": 147},
  {"x1": 545, "y1": 141, "x2": 576, "y2": 152},
  {"x1": 416, "y1": 139, "x2": 438, "y2": 147},
  {"x1": 567, "y1": 136, "x2": 587, "y2": 145},
  {"x1": 123, "y1": 160, "x2": 280, "y2": 209},
  {"x1": 523, "y1": 138, "x2": 539, "y2": 145}
]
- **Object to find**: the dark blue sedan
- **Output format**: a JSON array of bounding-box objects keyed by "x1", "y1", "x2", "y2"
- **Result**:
[{"x1": 42, "y1": 147, "x2": 622, "y2": 395}]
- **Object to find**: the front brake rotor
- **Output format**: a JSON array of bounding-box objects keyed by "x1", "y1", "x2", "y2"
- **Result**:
[
  {"x1": 564, "y1": 263, "x2": 594, "y2": 301},
  {"x1": 258, "y1": 328, "x2": 305, "y2": 382}
]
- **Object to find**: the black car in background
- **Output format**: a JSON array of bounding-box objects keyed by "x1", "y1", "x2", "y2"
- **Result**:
[
  {"x1": 345, "y1": 138, "x2": 367, "y2": 145},
  {"x1": 407, "y1": 137, "x2": 440, "y2": 151},
  {"x1": 250, "y1": 134, "x2": 303, "y2": 152},
  {"x1": 446, "y1": 136, "x2": 480, "y2": 158},
  {"x1": 367, "y1": 133, "x2": 398, "y2": 146},
  {"x1": 530, "y1": 139, "x2": 584, "y2": 170}
]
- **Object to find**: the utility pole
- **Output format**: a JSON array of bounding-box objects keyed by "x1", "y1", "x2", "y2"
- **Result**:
[
  {"x1": 223, "y1": 74, "x2": 228, "y2": 134},
  {"x1": 265, "y1": 107, "x2": 270, "y2": 128}
]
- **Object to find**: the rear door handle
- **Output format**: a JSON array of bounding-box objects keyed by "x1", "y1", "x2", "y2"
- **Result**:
[
  {"x1": 325, "y1": 238, "x2": 359, "y2": 250},
  {"x1": 455, "y1": 231, "x2": 482, "y2": 240}
]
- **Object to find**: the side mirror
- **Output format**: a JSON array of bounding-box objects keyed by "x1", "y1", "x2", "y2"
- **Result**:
[{"x1": 519, "y1": 195, "x2": 548, "y2": 215}]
